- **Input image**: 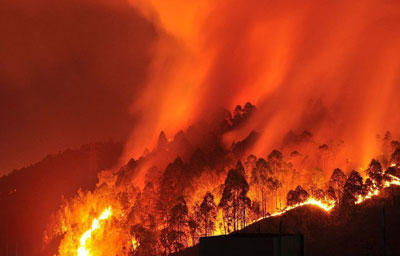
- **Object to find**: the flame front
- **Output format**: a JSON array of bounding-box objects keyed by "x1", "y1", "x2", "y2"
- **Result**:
[
  {"x1": 281, "y1": 197, "x2": 335, "y2": 214},
  {"x1": 44, "y1": 127, "x2": 400, "y2": 256},
  {"x1": 356, "y1": 174, "x2": 400, "y2": 204},
  {"x1": 77, "y1": 207, "x2": 112, "y2": 256},
  {"x1": 248, "y1": 197, "x2": 335, "y2": 226}
]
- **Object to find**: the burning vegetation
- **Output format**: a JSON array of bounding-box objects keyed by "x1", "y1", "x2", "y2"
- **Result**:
[
  {"x1": 2, "y1": 0, "x2": 400, "y2": 255},
  {"x1": 43, "y1": 103, "x2": 400, "y2": 256}
]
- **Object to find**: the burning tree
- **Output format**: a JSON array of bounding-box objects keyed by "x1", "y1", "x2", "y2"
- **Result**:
[
  {"x1": 309, "y1": 168, "x2": 325, "y2": 195},
  {"x1": 286, "y1": 186, "x2": 309, "y2": 206},
  {"x1": 328, "y1": 168, "x2": 347, "y2": 205},
  {"x1": 250, "y1": 157, "x2": 272, "y2": 216},
  {"x1": 130, "y1": 223, "x2": 159, "y2": 256},
  {"x1": 219, "y1": 167, "x2": 250, "y2": 232},
  {"x1": 325, "y1": 186, "x2": 337, "y2": 202},
  {"x1": 158, "y1": 196, "x2": 190, "y2": 254},
  {"x1": 366, "y1": 159, "x2": 383, "y2": 187},
  {"x1": 196, "y1": 191, "x2": 217, "y2": 237},
  {"x1": 268, "y1": 150, "x2": 283, "y2": 175},
  {"x1": 265, "y1": 177, "x2": 282, "y2": 212},
  {"x1": 342, "y1": 170, "x2": 364, "y2": 206},
  {"x1": 41, "y1": 102, "x2": 400, "y2": 256},
  {"x1": 245, "y1": 154, "x2": 257, "y2": 177}
]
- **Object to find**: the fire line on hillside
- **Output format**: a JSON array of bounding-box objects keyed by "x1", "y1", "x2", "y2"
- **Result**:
[
  {"x1": 43, "y1": 103, "x2": 400, "y2": 256},
  {"x1": 3, "y1": 1, "x2": 400, "y2": 256}
]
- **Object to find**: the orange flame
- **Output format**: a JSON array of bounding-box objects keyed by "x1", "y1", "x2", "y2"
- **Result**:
[
  {"x1": 250, "y1": 197, "x2": 335, "y2": 225},
  {"x1": 77, "y1": 207, "x2": 112, "y2": 256},
  {"x1": 131, "y1": 237, "x2": 139, "y2": 251},
  {"x1": 254, "y1": 174, "x2": 400, "y2": 223},
  {"x1": 356, "y1": 174, "x2": 400, "y2": 204}
]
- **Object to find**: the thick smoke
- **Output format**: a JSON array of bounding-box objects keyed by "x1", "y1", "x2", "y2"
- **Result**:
[{"x1": 124, "y1": 0, "x2": 400, "y2": 171}]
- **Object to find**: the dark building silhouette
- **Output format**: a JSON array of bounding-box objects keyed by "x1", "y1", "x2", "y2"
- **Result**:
[{"x1": 199, "y1": 233, "x2": 303, "y2": 256}]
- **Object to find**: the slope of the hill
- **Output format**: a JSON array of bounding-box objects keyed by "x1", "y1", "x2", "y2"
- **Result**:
[
  {"x1": 174, "y1": 186, "x2": 400, "y2": 256},
  {"x1": 0, "y1": 141, "x2": 123, "y2": 256}
]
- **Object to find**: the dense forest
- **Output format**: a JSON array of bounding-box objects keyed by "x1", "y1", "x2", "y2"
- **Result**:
[{"x1": 42, "y1": 103, "x2": 400, "y2": 256}]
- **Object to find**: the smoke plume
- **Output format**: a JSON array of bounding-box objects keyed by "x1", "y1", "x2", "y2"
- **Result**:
[{"x1": 124, "y1": 0, "x2": 400, "y2": 171}]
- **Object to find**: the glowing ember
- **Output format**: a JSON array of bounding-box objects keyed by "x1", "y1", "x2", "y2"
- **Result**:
[{"x1": 77, "y1": 207, "x2": 112, "y2": 256}]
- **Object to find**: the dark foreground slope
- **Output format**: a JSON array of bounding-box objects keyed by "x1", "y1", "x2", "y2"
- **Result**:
[
  {"x1": 0, "y1": 142, "x2": 123, "y2": 256},
  {"x1": 176, "y1": 186, "x2": 400, "y2": 256}
]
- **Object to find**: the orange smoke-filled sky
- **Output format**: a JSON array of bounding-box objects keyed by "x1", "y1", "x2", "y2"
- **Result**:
[
  {"x1": 123, "y1": 0, "x2": 400, "y2": 168},
  {"x1": 1, "y1": 0, "x2": 400, "y2": 175}
]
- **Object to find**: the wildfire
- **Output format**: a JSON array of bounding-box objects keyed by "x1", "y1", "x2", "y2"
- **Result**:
[
  {"x1": 131, "y1": 237, "x2": 140, "y2": 251},
  {"x1": 386, "y1": 174, "x2": 400, "y2": 186},
  {"x1": 43, "y1": 116, "x2": 400, "y2": 256},
  {"x1": 356, "y1": 174, "x2": 400, "y2": 204},
  {"x1": 272, "y1": 197, "x2": 335, "y2": 215},
  {"x1": 261, "y1": 174, "x2": 400, "y2": 221},
  {"x1": 355, "y1": 189, "x2": 379, "y2": 204},
  {"x1": 77, "y1": 207, "x2": 112, "y2": 256},
  {"x1": 248, "y1": 197, "x2": 336, "y2": 226}
]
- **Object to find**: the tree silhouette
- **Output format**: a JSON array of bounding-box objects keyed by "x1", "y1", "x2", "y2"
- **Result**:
[
  {"x1": 329, "y1": 168, "x2": 346, "y2": 205},
  {"x1": 265, "y1": 177, "x2": 282, "y2": 211},
  {"x1": 170, "y1": 196, "x2": 189, "y2": 233},
  {"x1": 157, "y1": 131, "x2": 169, "y2": 150},
  {"x1": 366, "y1": 159, "x2": 383, "y2": 187},
  {"x1": 196, "y1": 191, "x2": 217, "y2": 237},
  {"x1": 219, "y1": 168, "x2": 250, "y2": 232},
  {"x1": 286, "y1": 185, "x2": 309, "y2": 206},
  {"x1": 250, "y1": 157, "x2": 272, "y2": 216},
  {"x1": 342, "y1": 170, "x2": 363, "y2": 206}
]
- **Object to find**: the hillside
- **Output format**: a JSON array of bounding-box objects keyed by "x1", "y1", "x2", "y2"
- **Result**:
[
  {"x1": 0, "y1": 141, "x2": 123, "y2": 256},
  {"x1": 40, "y1": 102, "x2": 400, "y2": 256},
  {"x1": 174, "y1": 186, "x2": 400, "y2": 256}
]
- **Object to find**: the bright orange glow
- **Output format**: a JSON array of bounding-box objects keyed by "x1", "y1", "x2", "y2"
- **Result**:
[
  {"x1": 248, "y1": 197, "x2": 335, "y2": 226},
  {"x1": 46, "y1": 160, "x2": 400, "y2": 255},
  {"x1": 122, "y1": 0, "x2": 400, "y2": 180},
  {"x1": 131, "y1": 237, "x2": 139, "y2": 251},
  {"x1": 42, "y1": 1, "x2": 400, "y2": 255},
  {"x1": 77, "y1": 207, "x2": 112, "y2": 256},
  {"x1": 356, "y1": 175, "x2": 400, "y2": 204}
]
